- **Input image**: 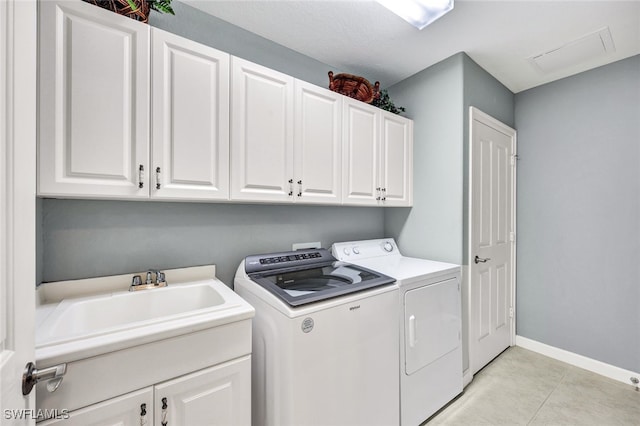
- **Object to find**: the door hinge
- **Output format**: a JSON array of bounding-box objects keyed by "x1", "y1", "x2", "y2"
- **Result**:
[
  {"x1": 509, "y1": 307, "x2": 514, "y2": 318},
  {"x1": 511, "y1": 154, "x2": 519, "y2": 166},
  {"x1": 509, "y1": 232, "x2": 516, "y2": 242}
]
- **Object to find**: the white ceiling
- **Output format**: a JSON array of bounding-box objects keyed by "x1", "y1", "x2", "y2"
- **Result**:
[{"x1": 183, "y1": 0, "x2": 640, "y2": 93}]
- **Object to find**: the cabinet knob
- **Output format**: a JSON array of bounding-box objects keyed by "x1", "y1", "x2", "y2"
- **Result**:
[{"x1": 155, "y1": 167, "x2": 161, "y2": 190}]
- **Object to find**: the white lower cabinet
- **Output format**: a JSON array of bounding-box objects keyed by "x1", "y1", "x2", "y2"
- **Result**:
[
  {"x1": 38, "y1": 388, "x2": 153, "y2": 426},
  {"x1": 155, "y1": 356, "x2": 251, "y2": 426},
  {"x1": 39, "y1": 356, "x2": 251, "y2": 426}
]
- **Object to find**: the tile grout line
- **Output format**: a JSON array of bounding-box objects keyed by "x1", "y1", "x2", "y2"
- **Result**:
[{"x1": 526, "y1": 366, "x2": 571, "y2": 425}]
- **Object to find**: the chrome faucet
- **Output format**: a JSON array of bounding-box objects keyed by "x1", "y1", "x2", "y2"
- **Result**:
[{"x1": 130, "y1": 270, "x2": 168, "y2": 291}]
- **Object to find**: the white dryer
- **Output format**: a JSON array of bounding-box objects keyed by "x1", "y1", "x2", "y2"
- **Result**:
[{"x1": 332, "y1": 238, "x2": 463, "y2": 425}]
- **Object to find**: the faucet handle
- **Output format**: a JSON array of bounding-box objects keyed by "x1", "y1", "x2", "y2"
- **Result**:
[
  {"x1": 156, "y1": 271, "x2": 166, "y2": 284},
  {"x1": 131, "y1": 275, "x2": 142, "y2": 286}
]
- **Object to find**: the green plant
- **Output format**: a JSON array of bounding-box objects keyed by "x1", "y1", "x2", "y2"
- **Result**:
[
  {"x1": 126, "y1": 0, "x2": 175, "y2": 15},
  {"x1": 372, "y1": 89, "x2": 405, "y2": 115}
]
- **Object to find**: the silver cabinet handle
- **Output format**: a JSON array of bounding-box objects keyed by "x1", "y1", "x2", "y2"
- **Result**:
[
  {"x1": 138, "y1": 165, "x2": 145, "y2": 188},
  {"x1": 155, "y1": 167, "x2": 161, "y2": 190},
  {"x1": 161, "y1": 397, "x2": 168, "y2": 426},
  {"x1": 376, "y1": 187, "x2": 381, "y2": 201},
  {"x1": 288, "y1": 179, "x2": 293, "y2": 196},
  {"x1": 474, "y1": 255, "x2": 491, "y2": 264},
  {"x1": 381, "y1": 187, "x2": 386, "y2": 201},
  {"x1": 140, "y1": 403, "x2": 147, "y2": 426},
  {"x1": 297, "y1": 180, "x2": 302, "y2": 197}
]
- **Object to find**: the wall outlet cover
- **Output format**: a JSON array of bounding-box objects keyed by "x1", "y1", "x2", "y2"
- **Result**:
[{"x1": 292, "y1": 241, "x2": 322, "y2": 251}]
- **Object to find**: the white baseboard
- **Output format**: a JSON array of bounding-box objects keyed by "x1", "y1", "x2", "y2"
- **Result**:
[{"x1": 516, "y1": 336, "x2": 639, "y2": 387}]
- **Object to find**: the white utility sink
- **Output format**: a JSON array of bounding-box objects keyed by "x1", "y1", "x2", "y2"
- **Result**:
[
  {"x1": 36, "y1": 277, "x2": 255, "y2": 366},
  {"x1": 35, "y1": 267, "x2": 255, "y2": 415}
]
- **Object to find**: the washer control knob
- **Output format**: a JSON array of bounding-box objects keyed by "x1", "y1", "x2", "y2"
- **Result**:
[
  {"x1": 352, "y1": 247, "x2": 360, "y2": 255},
  {"x1": 383, "y1": 241, "x2": 394, "y2": 252},
  {"x1": 343, "y1": 248, "x2": 351, "y2": 256}
]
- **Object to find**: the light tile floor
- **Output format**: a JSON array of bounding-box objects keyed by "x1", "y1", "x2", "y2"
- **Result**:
[{"x1": 425, "y1": 346, "x2": 640, "y2": 425}]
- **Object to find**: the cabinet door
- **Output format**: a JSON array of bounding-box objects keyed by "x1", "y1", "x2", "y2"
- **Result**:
[
  {"x1": 231, "y1": 57, "x2": 294, "y2": 202},
  {"x1": 38, "y1": 387, "x2": 153, "y2": 426},
  {"x1": 38, "y1": 0, "x2": 149, "y2": 198},
  {"x1": 294, "y1": 80, "x2": 342, "y2": 204},
  {"x1": 155, "y1": 356, "x2": 251, "y2": 426},
  {"x1": 380, "y1": 111, "x2": 413, "y2": 206},
  {"x1": 151, "y1": 28, "x2": 230, "y2": 201},
  {"x1": 342, "y1": 98, "x2": 379, "y2": 205}
]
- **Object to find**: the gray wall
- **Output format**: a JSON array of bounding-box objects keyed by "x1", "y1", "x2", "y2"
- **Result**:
[
  {"x1": 38, "y1": 1, "x2": 382, "y2": 287},
  {"x1": 150, "y1": 1, "x2": 352, "y2": 88},
  {"x1": 384, "y1": 53, "x2": 464, "y2": 264},
  {"x1": 41, "y1": 200, "x2": 384, "y2": 286},
  {"x1": 515, "y1": 55, "x2": 640, "y2": 372},
  {"x1": 384, "y1": 53, "x2": 515, "y2": 375}
]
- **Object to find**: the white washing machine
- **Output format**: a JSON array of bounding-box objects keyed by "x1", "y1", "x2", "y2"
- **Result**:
[
  {"x1": 332, "y1": 239, "x2": 463, "y2": 426},
  {"x1": 234, "y1": 248, "x2": 400, "y2": 426}
]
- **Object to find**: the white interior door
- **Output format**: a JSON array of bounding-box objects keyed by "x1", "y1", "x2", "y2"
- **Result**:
[
  {"x1": 469, "y1": 107, "x2": 516, "y2": 375},
  {"x1": 0, "y1": 0, "x2": 37, "y2": 423}
]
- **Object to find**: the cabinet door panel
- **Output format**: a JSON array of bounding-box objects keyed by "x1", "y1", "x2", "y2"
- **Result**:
[
  {"x1": 38, "y1": 387, "x2": 153, "y2": 426},
  {"x1": 343, "y1": 99, "x2": 379, "y2": 205},
  {"x1": 152, "y1": 28, "x2": 230, "y2": 200},
  {"x1": 231, "y1": 58, "x2": 293, "y2": 202},
  {"x1": 155, "y1": 356, "x2": 251, "y2": 426},
  {"x1": 294, "y1": 81, "x2": 342, "y2": 204},
  {"x1": 381, "y1": 112, "x2": 413, "y2": 206},
  {"x1": 39, "y1": 0, "x2": 149, "y2": 198}
]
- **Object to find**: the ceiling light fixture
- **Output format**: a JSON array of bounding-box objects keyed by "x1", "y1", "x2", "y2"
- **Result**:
[{"x1": 377, "y1": 0, "x2": 454, "y2": 30}]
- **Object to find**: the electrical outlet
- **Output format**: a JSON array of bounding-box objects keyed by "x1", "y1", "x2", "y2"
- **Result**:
[{"x1": 292, "y1": 241, "x2": 322, "y2": 251}]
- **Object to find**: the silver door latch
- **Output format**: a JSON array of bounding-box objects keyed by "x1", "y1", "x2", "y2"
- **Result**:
[{"x1": 22, "y1": 362, "x2": 67, "y2": 395}]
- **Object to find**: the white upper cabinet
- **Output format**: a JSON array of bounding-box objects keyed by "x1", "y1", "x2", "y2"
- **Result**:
[
  {"x1": 343, "y1": 98, "x2": 413, "y2": 206},
  {"x1": 37, "y1": 2, "x2": 412, "y2": 205},
  {"x1": 380, "y1": 111, "x2": 413, "y2": 206},
  {"x1": 294, "y1": 80, "x2": 343, "y2": 204},
  {"x1": 343, "y1": 98, "x2": 380, "y2": 205},
  {"x1": 231, "y1": 57, "x2": 294, "y2": 202},
  {"x1": 38, "y1": 0, "x2": 150, "y2": 198},
  {"x1": 151, "y1": 28, "x2": 230, "y2": 201}
]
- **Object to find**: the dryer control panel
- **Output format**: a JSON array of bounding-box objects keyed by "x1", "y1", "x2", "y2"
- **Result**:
[{"x1": 331, "y1": 239, "x2": 401, "y2": 261}]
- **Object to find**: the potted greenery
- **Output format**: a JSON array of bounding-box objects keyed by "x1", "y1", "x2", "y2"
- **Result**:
[
  {"x1": 372, "y1": 89, "x2": 406, "y2": 115},
  {"x1": 84, "y1": 0, "x2": 175, "y2": 23}
]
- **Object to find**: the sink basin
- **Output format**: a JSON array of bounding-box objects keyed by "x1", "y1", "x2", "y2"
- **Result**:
[{"x1": 36, "y1": 279, "x2": 255, "y2": 365}]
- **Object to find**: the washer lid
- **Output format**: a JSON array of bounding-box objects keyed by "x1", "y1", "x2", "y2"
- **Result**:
[{"x1": 245, "y1": 249, "x2": 395, "y2": 307}]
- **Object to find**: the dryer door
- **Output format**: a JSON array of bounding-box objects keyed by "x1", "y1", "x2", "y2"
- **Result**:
[{"x1": 404, "y1": 278, "x2": 461, "y2": 375}]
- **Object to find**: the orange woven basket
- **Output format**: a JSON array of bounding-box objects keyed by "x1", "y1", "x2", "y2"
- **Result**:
[
  {"x1": 83, "y1": 0, "x2": 150, "y2": 23},
  {"x1": 328, "y1": 71, "x2": 380, "y2": 104}
]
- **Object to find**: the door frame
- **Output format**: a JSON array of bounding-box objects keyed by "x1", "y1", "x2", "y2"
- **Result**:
[
  {"x1": 467, "y1": 107, "x2": 517, "y2": 377},
  {"x1": 0, "y1": 0, "x2": 37, "y2": 422}
]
